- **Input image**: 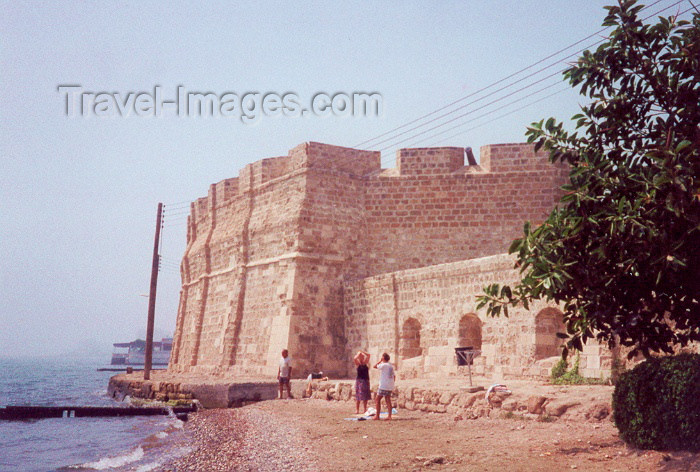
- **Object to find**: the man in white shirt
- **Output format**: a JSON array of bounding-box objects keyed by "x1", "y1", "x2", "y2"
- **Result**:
[
  {"x1": 373, "y1": 352, "x2": 395, "y2": 420},
  {"x1": 277, "y1": 349, "x2": 293, "y2": 399}
]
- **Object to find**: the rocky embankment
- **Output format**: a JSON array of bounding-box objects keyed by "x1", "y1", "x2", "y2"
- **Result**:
[
  {"x1": 110, "y1": 372, "x2": 613, "y2": 423},
  {"x1": 306, "y1": 380, "x2": 613, "y2": 422},
  {"x1": 108, "y1": 372, "x2": 279, "y2": 408}
]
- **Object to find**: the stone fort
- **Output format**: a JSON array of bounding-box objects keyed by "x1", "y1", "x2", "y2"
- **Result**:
[{"x1": 168, "y1": 142, "x2": 615, "y2": 381}]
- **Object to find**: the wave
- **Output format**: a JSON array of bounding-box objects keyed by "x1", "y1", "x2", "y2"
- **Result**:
[{"x1": 71, "y1": 446, "x2": 144, "y2": 470}]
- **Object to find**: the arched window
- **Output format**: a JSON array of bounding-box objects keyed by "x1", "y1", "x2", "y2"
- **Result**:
[
  {"x1": 400, "y1": 318, "x2": 422, "y2": 359},
  {"x1": 535, "y1": 308, "x2": 565, "y2": 359},
  {"x1": 458, "y1": 313, "x2": 482, "y2": 349}
]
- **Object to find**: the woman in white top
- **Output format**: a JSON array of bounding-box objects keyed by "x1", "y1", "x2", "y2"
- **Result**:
[{"x1": 373, "y1": 352, "x2": 395, "y2": 420}]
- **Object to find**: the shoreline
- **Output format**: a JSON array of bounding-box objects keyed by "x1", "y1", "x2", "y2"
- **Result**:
[
  {"x1": 154, "y1": 402, "x2": 317, "y2": 472},
  {"x1": 153, "y1": 398, "x2": 700, "y2": 471}
]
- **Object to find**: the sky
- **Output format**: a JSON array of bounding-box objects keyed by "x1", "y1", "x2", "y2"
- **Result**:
[{"x1": 1, "y1": 0, "x2": 689, "y2": 358}]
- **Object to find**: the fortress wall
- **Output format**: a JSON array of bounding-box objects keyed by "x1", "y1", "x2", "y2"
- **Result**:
[
  {"x1": 397, "y1": 147, "x2": 465, "y2": 175},
  {"x1": 344, "y1": 254, "x2": 615, "y2": 380},
  {"x1": 361, "y1": 143, "x2": 569, "y2": 275},
  {"x1": 226, "y1": 261, "x2": 289, "y2": 376},
  {"x1": 480, "y1": 142, "x2": 568, "y2": 174},
  {"x1": 170, "y1": 142, "x2": 384, "y2": 378},
  {"x1": 170, "y1": 163, "x2": 308, "y2": 375},
  {"x1": 279, "y1": 143, "x2": 383, "y2": 376},
  {"x1": 343, "y1": 274, "x2": 398, "y2": 364},
  {"x1": 169, "y1": 196, "x2": 217, "y2": 372},
  {"x1": 212, "y1": 178, "x2": 239, "y2": 207},
  {"x1": 344, "y1": 254, "x2": 516, "y2": 378},
  {"x1": 287, "y1": 167, "x2": 369, "y2": 376},
  {"x1": 186, "y1": 191, "x2": 249, "y2": 373},
  {"x1": 170, "y1": 141, "x2": 581, "y2": 379},
  {"x1": 170, "y1": 187, "x2": 249, "y2": 373},
  {"x1": 225, "y1": 173, "x2": 308, "y2": 376},
  {"x1": 239, "y1": 156, "x2": 292, "y2": 189},
  {"x1": 289, "y1": 141, "x2": 381, "y2": 176},
  {"x1": 193, "y1": 196, "x2": 209, "y2": 223}
]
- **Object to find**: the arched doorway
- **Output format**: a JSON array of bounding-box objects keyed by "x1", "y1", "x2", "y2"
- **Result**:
[
  {"x1": 458, "y1": 313, "x2": 482, "y2": 349},
  {"x1": 535, "y1": 308, "x2": 565, "y2": 359},
  {"x1": 400, "y1": 318, "x2": 422, "y2": 359}
]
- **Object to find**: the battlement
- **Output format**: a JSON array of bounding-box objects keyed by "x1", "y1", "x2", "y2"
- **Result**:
[
  {"x1": 187, "y1": 142, "x2": 383, "y2": 224},
  {"x1": 396, "y1": 147, "x2": 466, "y2": 175},
  {"x1": 480, "y1": 142, "x2": 564, "y2": 173},
  {"x1": 289, "y1": 141, "x2": 381, "y2": 175},
  {"x1": 186, "y1": 141, "x2": 567, "y2": 228},
  {"x1": 385, "y1": 143, "x2": 560, "y2": 178},
  {"x1": 238, "y1": 156, "x2": 292, "y2": 191},
  {"x1": 171, "y1": 140, "x2": 570, "y2": 378}
]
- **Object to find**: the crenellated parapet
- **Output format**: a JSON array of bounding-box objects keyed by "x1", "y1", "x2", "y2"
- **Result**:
[
  {"x1": 186, "y1": 142, "x2": 383, "y2": 229},
  {"x1": 396, "y1": 147, "x2": 467, "y2": 176},
  {"x1": 289, "y1": 141, "x2": 381, "y2": 176},
  {"x1": 480, "y1": 142, "x2": 568, "y2": 173},
  {"x1": 170, "y1": 140, "x2": 571, "y2": 379}
]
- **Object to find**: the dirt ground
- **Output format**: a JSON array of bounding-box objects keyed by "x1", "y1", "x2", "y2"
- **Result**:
[{"x1": 247, "y1": 398, "x2": 700, "y2": 472}]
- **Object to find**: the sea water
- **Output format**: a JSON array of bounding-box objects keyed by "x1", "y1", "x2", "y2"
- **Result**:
[{"x1": 0, "y1": 356, "x2": 189, "y2": 472}]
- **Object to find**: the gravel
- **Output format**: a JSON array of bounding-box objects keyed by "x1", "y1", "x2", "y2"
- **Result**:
[{"x1": 156, "y1": 404, "x2": 319, "y2": 471}]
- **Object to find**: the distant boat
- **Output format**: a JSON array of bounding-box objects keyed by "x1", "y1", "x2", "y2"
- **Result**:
[{"x1": 111, "y1": 338, "x2": 172, "y2": 366}]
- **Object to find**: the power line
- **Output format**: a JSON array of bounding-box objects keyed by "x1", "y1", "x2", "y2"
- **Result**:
[
  {"x1": 163, "y1": 200, "x2": 192, "y2": 207},
  {"x1": 162, "y1": 216, "x2": 190, "y2": 224},
  {"x1": 158, "y1": 257, "x2": 181, "y2": 269},
  {"x1": 371, "y1": 69, "x2": 564, "y2": 152},
  {"x1": 159, "y1": 264, "x2": 181, "y2": 271},
  {"x1": 376, "y1": 72, "x2": 563, "y2": 154},
  {"x1": 161, "y1": 215, "x2": 190, "y2": 222},
  {"x1": 418, "y1": 87, "x2": 571, "y2": 148},
  {"x1": 405, "y1": 86, "x2": 570, "y2": 149},
  {"x1": 159, "y1": 255, "x2": 181, "y2": 262},
  {"x1": 162, "y1": 212, "x2": 189, "y2": 219},
  {"x1": 159, "y1": 264, "x2": 180, "y2": 271},
  {"x1": 369, "y1": 0, "x2": 685, "y2": 164},
  {"x1": 162, "y1": 209, "x2": 191, "y2": 216},
  {"x1": 374, "y1": 0, "x2": 688, "y2": 163},
  {"x1": 159, "y1": 255, "x2": 182, "y2": 264},
  {"x1": 353, "y1": 0, "x2": 668, "y2": 150},
  {"x1": 302, "y1": 0, "x2": 684, "y2": 175}
]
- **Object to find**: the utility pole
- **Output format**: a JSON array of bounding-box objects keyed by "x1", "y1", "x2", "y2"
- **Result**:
[{"x1": 144, "y1": 202, "x2": 163, "y2": 381}]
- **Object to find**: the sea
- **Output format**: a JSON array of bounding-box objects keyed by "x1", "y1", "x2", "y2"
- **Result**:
[{"x1": 0, "y1": 356, "x2": 190, "y2": 472}]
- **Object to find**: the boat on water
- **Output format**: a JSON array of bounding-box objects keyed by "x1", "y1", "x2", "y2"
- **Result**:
[{"x1": 111, "y1": 338, "x2": 172, "y2": 366}]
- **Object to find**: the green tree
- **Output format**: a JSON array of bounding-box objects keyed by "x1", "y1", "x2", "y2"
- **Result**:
[{"x1": 477, "y1": 0, "x2": 700, "y2": 358}]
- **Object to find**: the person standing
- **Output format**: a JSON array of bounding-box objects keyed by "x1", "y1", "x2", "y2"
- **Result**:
[
  {"x1": 353, "y1": 350, "x2": 371, "y2": 414},
  {"x1": 277, "y1": 349, "x2": 293, "y2": 399},
  {"x1": 373, "y1": 352, "x2": 395, "y2": 420}
]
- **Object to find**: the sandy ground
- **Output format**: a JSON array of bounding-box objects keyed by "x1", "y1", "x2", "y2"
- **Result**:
[{"x1": 157, "y1": 397, "x2": 700, "y2": 472}]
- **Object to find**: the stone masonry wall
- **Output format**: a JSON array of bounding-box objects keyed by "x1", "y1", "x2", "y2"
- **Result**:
[
  {"x1": 170, "y1": 141, "x2": 572, "y2": 379},
  {"x1": 361, "y1": 144, "x2": 569, "y2": 275},
  {"x1": 344, "y1": 254, "x2": 616, "y2": 380},
  {"x1": 170, "y1": 167, "x2": 308, "y2": 377},
  {"x1": 171, "y1": 143, "x2": 382, "y2": 378}
]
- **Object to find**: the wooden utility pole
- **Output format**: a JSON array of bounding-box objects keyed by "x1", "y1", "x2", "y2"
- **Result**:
[{"x1": 144, "y1": 202, "x2": 163, "y2": 381}]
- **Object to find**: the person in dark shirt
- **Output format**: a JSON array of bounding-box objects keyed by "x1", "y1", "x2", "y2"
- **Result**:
[{"x1": 353, "y1": 350, "x2": 371, "y2": 414}]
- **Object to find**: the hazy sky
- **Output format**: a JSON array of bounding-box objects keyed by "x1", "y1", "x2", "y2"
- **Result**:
[{"x1": 1, "y1": 1, "x2": 687, "y2": 358}]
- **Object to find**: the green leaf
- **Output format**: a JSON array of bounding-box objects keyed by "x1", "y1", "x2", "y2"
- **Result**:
[
  {"x1": 478, "y1": 1, "x2": 700, "y2": 357},
  {"x1": 675, "y1": 140, "x2": 692, "y2": 153}
]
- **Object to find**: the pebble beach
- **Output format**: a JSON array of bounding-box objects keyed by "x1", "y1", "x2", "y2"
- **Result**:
[
  {"x1": 153, "y1": 397, "x2": 700, "y2": 472},
  {"x1": 156, "y1": 405, "x2": 318, "y2": 472}
]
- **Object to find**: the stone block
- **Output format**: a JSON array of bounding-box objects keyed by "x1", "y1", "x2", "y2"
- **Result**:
[
  {"x1": 545, "y1": 400, "x2": 581, "y2": 417},
  {"x1": 439, "y1": 392, "x2": 456, "y2": 405},
  {"x1": 527, "y1": 396, "x2": 548, "y2": 414}
]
